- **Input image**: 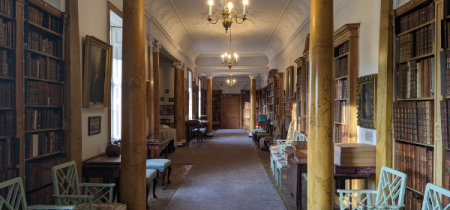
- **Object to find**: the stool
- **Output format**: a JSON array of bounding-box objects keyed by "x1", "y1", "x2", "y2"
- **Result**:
[
  {"x1": 146, "y1": 159, "x2": 172, "y2": 190},
  {"x1": 146, "y1": 169, "x2": 158, "y2": 208},
  {"x1": 192, "y1": 128, "x2": 206, "y2": 142}
]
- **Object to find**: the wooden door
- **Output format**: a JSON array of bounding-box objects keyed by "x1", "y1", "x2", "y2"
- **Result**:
[{"x1": 221, "y1": 94, "x2": 241, "y2": 129}]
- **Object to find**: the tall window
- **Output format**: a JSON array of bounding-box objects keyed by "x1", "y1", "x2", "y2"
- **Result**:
[
  {"x1": 110, "y1": 10, "x2": 123, "y2": 142},
  {"x1": 188, "y1": 70, "x2": 193, "y2": 120},
  {"x1": 198, "y1": 79, "x2": 201, "y2": 119}
]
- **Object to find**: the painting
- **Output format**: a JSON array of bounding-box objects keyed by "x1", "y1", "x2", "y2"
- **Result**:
[
  {"x1": 88, "y1": 116, "x2": 101, "y2": 136},
  {"x1": 357, "y1": 74, "x2": 377, "y2": 129},
  {"x1": 82, "y1": 35, "x2": 113, "y2": 108},
  {"x1": 160, "y1": 105, "x2": 174, "y2": 115}
]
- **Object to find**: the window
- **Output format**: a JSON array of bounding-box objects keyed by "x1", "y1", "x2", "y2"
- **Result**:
[
  {"x1": 109, "y1": 8, "x2": 123, "y2": 142},
  {"x1": 188, "y1": 70, "x2": 193, "y2": 120},
  {"x1": 198, "y1": 78, "x2": 201, "y2": 119}
]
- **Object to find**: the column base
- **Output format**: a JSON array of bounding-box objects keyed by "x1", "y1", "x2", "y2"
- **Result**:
[{"x1": 206, "y1": 133, "x2": 214, "y2": 137}]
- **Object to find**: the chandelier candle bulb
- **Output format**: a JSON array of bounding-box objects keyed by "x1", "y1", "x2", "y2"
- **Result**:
[
  {"x1": 208, "y1": 0, "x2": 213, "y2": 15},
  {"x1": 243, "y1": 0, "x2": 248, "y2": 15},
  {"x1": 228, "y1": 2, "x2": 233, "y2": 13}
]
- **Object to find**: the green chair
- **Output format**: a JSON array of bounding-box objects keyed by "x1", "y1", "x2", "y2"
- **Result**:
[
  {"x1": 274, "y1": 130, "x2": 300, "y2": 190},
  {"x1": 145, "y1": 169, "x2": 158, "y2": 209},
  {"x1": 0, "y1": 177, "x2": 75, "y2": 210},
  {"x1": 51, "y1": 161, "x2": 124, "y2": 210},
  {"x1": 146, "y1": 159, "x2": 172, "y2": 190},
  {"x1": 338, "y1": 166, "x2": 407, "y2": 210},
  {"x1": 270, "y1": 127, "x2": 298, "y2": 176},
  {"x1": 421, "y1": 183, "x2": 450, "y2": 210}
]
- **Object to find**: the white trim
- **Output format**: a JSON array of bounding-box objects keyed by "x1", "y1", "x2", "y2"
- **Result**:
[
  {"x1": 169, "y1": 0, "x2": 203, "y2": 54},
  {"x1": 261, "y1": 0, "x2": 292, "y2": 55}
]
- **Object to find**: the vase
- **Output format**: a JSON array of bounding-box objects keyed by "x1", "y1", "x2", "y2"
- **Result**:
[{"x1": 106, "y1": 144, "x2": 121, "y2": 157}]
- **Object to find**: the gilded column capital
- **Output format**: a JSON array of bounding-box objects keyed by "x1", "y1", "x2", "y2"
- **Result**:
[
  {"x1": 174, "y1": 61, "x2": 183, "y2": 70},
  {"x1": 146, "y1": 34, "x2": 155, "y2": 45},
  {"x1": 153, "y1": 41, "x2": 161, "y2": 52},
  {"x1": 249, "y1": 73, "x2": 258, "y2": 80},
  {"x1": 206, "y1": 74, "x2": 214, "y2": 80}
]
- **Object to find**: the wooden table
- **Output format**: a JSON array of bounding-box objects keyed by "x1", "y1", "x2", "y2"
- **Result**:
[
  {"x1": 185, "y1": 120, "x2": 209, "y2": 142},
  {"x1": 147, "y1": 138, "x2": 171, "y2": 159},
  {"x1": 83, "y1": 156, "x2": 121, "y2": 202}
]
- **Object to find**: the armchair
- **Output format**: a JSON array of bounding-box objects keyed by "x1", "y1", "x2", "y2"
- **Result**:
[
  {"x1": 337, "y1": 166, "x2": 406, "y2": 210},
  {"x1": 0, "y1": 177, "x2": 75, "y2": 210},
  {"x1": 421, "y1": 183, "x2": 450, "y2": 210},
  {"x1": 51, "y1": 161, "x2": 125, "y2": 210}
]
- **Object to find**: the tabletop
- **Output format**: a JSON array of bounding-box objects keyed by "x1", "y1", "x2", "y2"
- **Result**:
[
  {"x1": 146, "y1": 138, "x2": 169, "y2": 143},
  {"x1": 85, "y1": 156, "x2": 121, "y2": 165}
]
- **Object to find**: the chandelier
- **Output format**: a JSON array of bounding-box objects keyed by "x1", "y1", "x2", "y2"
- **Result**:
[
  {"x1": 207, "y1": 0, "x2": 248, "y2": 33},
  {"x1": 221, "y1": 28, "x2": 238, "y2": 69},
  {"x1": 227, "y1": 74, "x2": 236, "y2": 87}
]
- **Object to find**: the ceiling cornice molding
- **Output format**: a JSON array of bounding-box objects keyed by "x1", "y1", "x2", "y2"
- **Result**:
[
  {"x1": 197, "y1": 53, "x2": 267, "y2": 58},
  {"x1": 266, "y1": 0, "x2": 350, "y2": 67},
  {"x1": 169, "y1": 0, "x2": 203, "y2": 54},
  {"x1": 261, "y1": 0, "x2": 291, "y2": 55}
]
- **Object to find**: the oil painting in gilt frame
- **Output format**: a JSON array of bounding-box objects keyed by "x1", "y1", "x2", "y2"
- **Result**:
[
  {"x1": 356, "y1": 74, "x2": 377, "y2": 129},
  {"x1": 82, "y1": 35, "x2": 113, "y2": 108}
]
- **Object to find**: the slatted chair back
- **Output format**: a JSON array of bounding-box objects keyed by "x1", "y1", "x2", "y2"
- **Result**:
[
  {"x1": 297, "y1": 133, "x2": 307, "y2": 142},
  {"x1": 51, "y1": 161, "x2": 81, "y2": 203},
  {"x1": 0, "y1": 177, "x2": 27, "y2": 210},
  {"x1": 374, "y1": 166, "x2": 407, "y2": 207},
  {"x1": 422, "y1": 183, "x2": 450, "y2": 210}
]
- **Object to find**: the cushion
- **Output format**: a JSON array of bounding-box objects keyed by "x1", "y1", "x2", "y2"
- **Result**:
[
  {"x1": 160, "y1": 124, "x2": 170, "y2": 129},
  {"x1": 146, "y1": 159, "x2": 171, "y2": 170},
  {"x1": 76, "y1": 203, "x2": 126, "y2": 210},
  {"x1": 276, "y1": 160, "x2": 288, "y2": 168},
  {"x1": 192, "y1": 128, "x2": 206, "y2": 133},
  {"x1": 146, "y1": 169, "x2": 158, "y2": 183}
]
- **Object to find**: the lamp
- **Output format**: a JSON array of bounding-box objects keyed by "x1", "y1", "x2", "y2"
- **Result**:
[
  {"x1": 207, "y1": 0, "x2": 248, "y2": 33},
  {"x1": 227, "y1": 74, "x2": 236, "y2": 87},
  {"x1": 221, "y1": 28, "x2": 238, "y2": 69}
]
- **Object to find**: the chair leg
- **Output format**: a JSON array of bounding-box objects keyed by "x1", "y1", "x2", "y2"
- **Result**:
[
  {"x1": 152, "y1": 177, "x2": 158, "y2": 199},
  {"x1": 167, "y1": 166, "x2": 172, "y2": 184},
  {"x1": 275, "y1": 167, "x2": 279, "y2": 186},
  {"x1": 279, "y1": 169, "x2": 284, "y2": 191},
  {"x1": 146, "y1": 182, "x2": 150, "y2": 209},
  {"x1": 161, "y1": 169, "x2": 167, "y2": 190}
]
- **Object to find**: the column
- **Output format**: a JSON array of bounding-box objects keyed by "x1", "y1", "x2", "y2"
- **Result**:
[
  {"x1": 307, "y1": 0, "x2": 334, "y2": 209},
  {"x1": 376, "y1": 0, "x2": 394, "y2": 183},
  {"x1": 147, "y1": 35, "x2": 154, "y2": 137},
  {"x1": 249, "y1": 74, "x2": 257, "y2": 133},
  {"x1": 174, "y1": 62, "x2": 184, "y2": 142},
  {"x1": 206, "y1": 75, "x2": 214, "y2": 136},
  {"x1": 152, "y1": 42, "x2": 161, "y2": 138},
  {"x1": 120, "y1": 0, "x2": 146, "y2": 209}
]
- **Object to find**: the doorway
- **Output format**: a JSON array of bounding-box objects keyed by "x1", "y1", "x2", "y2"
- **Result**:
[{"x1": 221, "y1": 94, "x2": 241, "y2": 129}]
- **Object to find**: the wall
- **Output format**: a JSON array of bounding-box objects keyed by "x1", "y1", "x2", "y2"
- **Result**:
[
  {"x1": 212, "y1": 79, "x2": 250, "y2": 94},
  {"x1": 159, "y1": 55, "x2": 175, "y2": 123}
]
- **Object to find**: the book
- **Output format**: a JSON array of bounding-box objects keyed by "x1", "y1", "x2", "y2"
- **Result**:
[
  {"x1": 25, "y1": 157, "x2": 66, "y2": 191},
  {"x1": 25, "y1": 131, "x2": 63, "y2": 158}
]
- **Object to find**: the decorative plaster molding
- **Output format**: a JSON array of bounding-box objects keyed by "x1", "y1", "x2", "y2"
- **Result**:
[
  {"x1": 206, "y1": 74, "x2": 214, "y2": 79},
  {"x1": 174, "y1": 61, "x2": 183, "y2": 69},
  {"x1": 249, "y1": 73, "x2": 258, "y2": 79}
]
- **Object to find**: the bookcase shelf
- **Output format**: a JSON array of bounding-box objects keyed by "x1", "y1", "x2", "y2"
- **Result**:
[
  {"x1": 334, "y1": 76, "x2": 348, "y2": 81},
  {"x1": 398, "y1": 20, "x2": 435, "y2": 36},
  {"x1": 395, "y1": 97, "x2": 434, "y2": 101},
  {"x1": 334, "y1": 98, "x2": 349, "y2": 101},
  {"x1": 406, "y1": 186, "x2": 425, "y2": 196},
  {"x1": 0, "y1": 76, "x2": 14, "y2": 80},
  {"x1": 25, "y1": 128, "x2": 64, "y2": 133},
  {"x1": 25, "y1": 48, "x2": 62, "y2": 60},
  {"x1": 398, "y1": 53, "x2": 434, "y2": 64},
  {"x1": 0, "y1": 135, "x2": 14, "y2": 139},
  {"x1": 25, "y1": 151, "x2": 62, "y2": 161},
  {"x1": 395, "y1": 139, "x2": 435, "y2": 148},
  {"x1": 335, "y1": 52, "x2": 349, "y2": 60},
  {"x1": 0, "y1": 107, "x2": 13, "y2": 110},
  {"x1": 25, "y1": 105, "x2": 63, "y2": 108},
  {"x1": 24, "y1": 76, "x2": 64, "y2": 84},
  {"x1": 25, "y1": 20, "x2": 62, "y2": 37},
  {"x1": 0, "y1": 44, "x2": 14, "y2": 51},
  {"x1": 0, "y1": 12, "x2": 14, "y2": 21}
]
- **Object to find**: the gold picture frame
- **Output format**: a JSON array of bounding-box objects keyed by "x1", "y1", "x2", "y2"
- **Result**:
[
  {"x1": 82, "y1": 35, "x2": 113, "y2": 108},
  {"x1": 356, "y1": 74, "x2": 377, "y2": 129}
]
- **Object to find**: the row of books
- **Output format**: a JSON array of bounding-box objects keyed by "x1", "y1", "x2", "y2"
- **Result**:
[
  {"x1": 27, "y1": 31, "x2": 62, "y2": 58},
  {"x1": 0, "y1": 0, "x2": 13, "y2": 16},
  {"x1": 0, "y1": 138, "x2": 14, "y2": 169},
  {"x1": 398, "y1": 26, "x2": 433, "y2": 62},
  {"x1": 0, "y1": 18, "x2": 15, "y2": 47},
  {"x1": 399, "y1": 33, "x2": 414, "y2": 62},
  {"x1": 443, "y1": 20, "x2": 450, "y2": 49},
  {"x1": 334, "y1": 56, "x2": 348, "y2": 78},
  {"x1": 26, "y1": 157, "x2": 66, "y2": 191},
  {"x1": 335, "y1": 79, "x2": 348, "y2": 99},
  {"x1": 27, "y1": 6, "x2": 62, "y2": 34},
  {"x1": 26, "y1": 53, "x2": 62, "y2": 81},
  {"x1": 335, "y1": 41, "x2": 349, "y2": 57},
  {"x1": 446, "y1": 52, "x2": 450, "y2": 95},
  {"x1": 395, "y1": 58, "x2": 434, "y2": 99},
  {"x1": 334, "y1": 101, "x2": 348, "y2": 124},
  {"x1": 440, "y1": 100, "x2": 450, "y2": 149},
  {"x1": 405, "y1": 190, "x2": 423, "y2": 210},
  {"x1": 0, "y1": 50, "x2": 10, "y2": 77},
  {"x1": 393, "y1": 101, "x2": 434, "y2": 145},
  {"x1": 398, "y1": 2, "x2": 434, "y2": 33},
  {"x1": 395, "y1": 142, "x2": 433, "y2": 194},
  {"x1": 28, "y1": 185, "x2": 54, "y2": 205},
  {"x1": 445, "y1": 151, "x2": 450, "y2": 206},
  {"x1": 25, "y1": 131, "x2": 63, "y2": 158},
  {"x1": 335, "y1": 124, "x2": 348, "y2": 143},
  {"x1": 0, "y1": 81, "x2": 13, "y2": 107},
  {"x1": 25, "y1": 108, "x2": 62, "y2": 131},
  {"x1": 0, "y1": 169, "x2": 16, "y2": 200},
  {"x1": 25, "y1": 80, "x2": 64, "y2": 106},
  {"x1": 0, "y1": 111, "x2": 14, "y2": 136}
]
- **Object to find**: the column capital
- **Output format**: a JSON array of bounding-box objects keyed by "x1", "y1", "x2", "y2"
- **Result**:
[
  {"x1": 206, "y1": 74, "x2": 214, "y2": 79},
  {"x1": 146, "y1": 34, "x2": 155, "y2": 45},
  {"x1": 153, "y1": 41, "x2": 161, "y2": 52},
  {"x1": 174, "y1": 61, "x2": 183, "y2": 69},
  {"x1": 249, "y1": 73, "x2": 258, "y2": 79}
]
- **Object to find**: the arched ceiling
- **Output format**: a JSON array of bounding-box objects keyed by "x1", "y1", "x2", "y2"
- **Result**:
[{"x1": 145, "y1": 0, "x2": 311, "y2": 63}]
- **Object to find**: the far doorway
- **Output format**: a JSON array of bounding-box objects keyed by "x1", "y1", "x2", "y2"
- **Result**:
[{"x1": 221, "y1": 94, "x2": 241, "y2": 129}]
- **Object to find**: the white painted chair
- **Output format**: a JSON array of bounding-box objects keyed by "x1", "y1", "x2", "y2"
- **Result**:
[
  {"x1": 421, "y1": 183, "x2": 450, "y2": 210},
  {"x1": 269, "y1": 121, "x2": 296, "y2": 176},
  {"x1": 274, "y1": 130, "x2": 301, "y2": 190}
]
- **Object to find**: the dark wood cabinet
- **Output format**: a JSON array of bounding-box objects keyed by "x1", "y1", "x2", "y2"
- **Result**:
[{"x1": 287, "y1": 158, "x2": 307, "y2": 210}]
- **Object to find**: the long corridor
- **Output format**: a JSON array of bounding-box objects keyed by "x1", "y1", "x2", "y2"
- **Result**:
[{"x1": 162, "y1": 129, "x2": 286, "y2": 210}]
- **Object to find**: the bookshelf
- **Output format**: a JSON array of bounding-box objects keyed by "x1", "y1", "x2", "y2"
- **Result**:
[
  {"x1": 393, "y1": 1, "x2": 441, "y2": 207},
  {"x1": 275, "y1": 73, "x2": 284, "y2": 121},
  {"x1": 333, "y1": 24, "x2": 359, "y2": 145},
  {"x1": 212, "y1": 90, "x2": 222, "y2": 128},
  {"x1": 266, "y1": 77, "x2": 276, "y2": 120},
  {"x1": 295, "y1": 51, "x2": 309, "y2": 136}
]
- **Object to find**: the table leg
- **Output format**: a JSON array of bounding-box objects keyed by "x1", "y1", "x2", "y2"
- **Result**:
[{"x1": 165, "y1": 146, "x2": 168, "y2": 159}]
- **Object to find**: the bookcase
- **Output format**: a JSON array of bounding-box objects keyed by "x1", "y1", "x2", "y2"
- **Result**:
[
  {"x1": 260, "y1": 87, "x2": 266, "y2": 115},
  {"x1": 212, "y1": 90, "x2": 222, "y2": 127},
  {"x1": 295, "y1": 53, "x2": 309, "y2": 136},
  {"x1": 275, "y1": 72, "x2": 284, "y2": 121},
  {"x1": 333, "y1": 23, "x2": 359, "y2": 145},
  {"x1": 266, "y1": 77, "x2": 276, "y2": 120},
  {"x1": 393, "y1": 1, "x2": 442, "y2": 207}
]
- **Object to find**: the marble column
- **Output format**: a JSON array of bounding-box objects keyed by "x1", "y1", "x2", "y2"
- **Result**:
[
  {"x1": 206, "y1": 75, "x2": 214, "y2": 136},
  {"x1": 249, "y1": 74, "x2": 257, "y2": 133},
  {"x1": 120, "y1": 0, "x2": 146, "y2": 209},
  {"x1": 174, "y1": 62, "x2": 184, "y2": 143},
  {"x1": 307, "y1": 0, "x2": 334, "y2": 209},
  {"x1": 152, "y1": 42, "x2": 161, "y2": 138},
  {"x1": 147, "y1": 35, "x2": 154, "y2": 137},
  {"x1": 376, "y1": 0, "x2": 394, "y2": 183}
]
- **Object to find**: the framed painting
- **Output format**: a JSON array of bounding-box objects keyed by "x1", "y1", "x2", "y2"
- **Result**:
[
  {"x1": 88, "y1": 116, "x2": 101, "y2": 136},
  {"x1": 82, "y1": 35, "x2": 113, "y2": 108},
  {"x1": 356, "y1": 74, "x2": 377, "y2": 129},
  {"x1": 160, "y1": 105, "x2": 174, "y2": 115}
]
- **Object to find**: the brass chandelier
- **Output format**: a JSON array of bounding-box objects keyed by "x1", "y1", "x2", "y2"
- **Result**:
[
  {"x1": 221, "y1": 27, "x2": 238, "y2": 69},
  {"x1": 207, "y1": 0, "x2": 248, "y2": 33},
  {"x1": 227, "y1": 74, "x2": 236, "y2": 87}
]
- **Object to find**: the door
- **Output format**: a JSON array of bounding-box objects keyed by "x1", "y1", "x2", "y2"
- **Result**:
[{"x1": 221, "y1": 94, "x2": 241, "y2": 129}]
